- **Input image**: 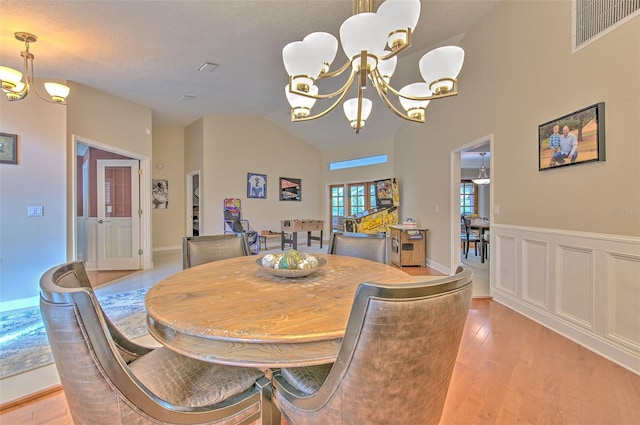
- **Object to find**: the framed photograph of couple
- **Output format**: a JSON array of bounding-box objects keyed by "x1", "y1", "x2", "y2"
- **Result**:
[{"x1": 538, "y1": 102, "x2": 605, "y2": 171}]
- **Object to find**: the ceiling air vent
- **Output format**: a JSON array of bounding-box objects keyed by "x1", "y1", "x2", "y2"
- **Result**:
[{"x1": 573, "y1": 0, "x2": 640, "y2": 52}]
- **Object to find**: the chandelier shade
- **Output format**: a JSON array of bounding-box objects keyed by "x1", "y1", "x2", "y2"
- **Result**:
[
  {"x1": 0, "y1": 32, "x2": 70, "y2": 104},
  {"x1": 339, "y1": 13, "x2": 388, "y2": 65},
  {"x1": 399, "y1": 83, "x2": 431, "y2": 121},
  {"x1": 303, "y1": 32, "x2": 338, "y2": 74},
  {"x1": 285, "y1": 84, "x2": 319, "y2": 118},
  {"x1": 377, "y1": 0, "x2": 421, "y2": 48},
  {"x1": 283, "y1": 0, "x2": 465, "y2": 133},
  {"x1": 344, "y1": 97, "x2": 373, "y2": 129},
  {"x1": 472, "y1": 152, "x2": 491, "y2": 185},
  {"x1": 0, "y1": 66, "x2": 23, "y2": 90},
  {"x1": 419, "y1": 46, "x2": 465, "y2": 94}
]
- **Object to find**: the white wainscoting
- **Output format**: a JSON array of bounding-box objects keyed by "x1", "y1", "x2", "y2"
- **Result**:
[{"x1": 490, "y1": 225, "x2": 640, "y2": 375}]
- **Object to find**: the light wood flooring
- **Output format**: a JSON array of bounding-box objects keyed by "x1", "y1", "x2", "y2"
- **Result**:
[{"x1": 2, "y1": 299, "x2": 639, "y2": 425}]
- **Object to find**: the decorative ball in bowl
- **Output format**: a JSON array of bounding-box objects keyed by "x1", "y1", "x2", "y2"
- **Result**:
[{"x1": 256, "y1": 250, "x2": 326, "y2": 278}]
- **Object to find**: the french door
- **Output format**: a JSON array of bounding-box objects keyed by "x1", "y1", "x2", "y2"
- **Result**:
[{"x1": 96, "y1": 159, "x2": 141, "y2": 270}]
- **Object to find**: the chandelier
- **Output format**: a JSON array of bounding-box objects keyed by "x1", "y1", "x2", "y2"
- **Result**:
[
  {"x1": 282, "y1": 0, "x2": 464, "y2": 133},
  {"x1": 0, "y1": 32, "x2": 70, "y2": 104},
  {"x1": 472, "y1": 152, "x2": 490, "y2": 185}
]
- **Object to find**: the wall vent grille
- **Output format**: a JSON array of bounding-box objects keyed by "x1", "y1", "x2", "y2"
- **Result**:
[{"x1": 574, "y1": 0, "x2": 640, "y2": 51}]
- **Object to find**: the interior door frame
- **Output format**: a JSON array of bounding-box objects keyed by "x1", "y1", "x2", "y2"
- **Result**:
[
  {"x1": 186, "y1": 170, "x2": 201, "y2": 237},
  {"x1": 70, "y1": 135, "x2": 152, "y2": 270},
  {"x1": 450, "y1": 134, "x2": 494, "y2": 274}
]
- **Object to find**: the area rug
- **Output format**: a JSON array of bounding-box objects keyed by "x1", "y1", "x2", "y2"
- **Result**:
[{"x1": 0, "y1": 287, "x2": 149, "y2": 380}]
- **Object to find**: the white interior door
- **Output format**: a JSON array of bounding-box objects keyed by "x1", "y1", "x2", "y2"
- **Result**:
[{"x1": 97, "y1": 159, "x2": 141, "y2": 270}]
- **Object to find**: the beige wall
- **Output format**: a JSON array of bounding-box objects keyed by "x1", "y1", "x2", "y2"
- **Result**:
[
  {"x1": 152, "y1": 126, "x2": 185, "y2": 249},
  {"x1": 395, "y1": 1, "x2": 640, "y2": 269},
  {"x1": 0, "y1": 80, "x2": 67, "y2": 303},
  {"x1": 66, "y1": 82, "x2": 154, "y2": 263},
  {"x1": 196, "y1": 116, "x2": 324, "y2": 236}
]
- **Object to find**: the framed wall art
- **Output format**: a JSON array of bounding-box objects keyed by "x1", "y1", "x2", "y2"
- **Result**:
[
  {"x1": 280, "y1": 177, "x2": 301, "y2": 201},
  {"x1": 247, "y1": 173, "x2": 267, "y2": 199},
  {"x1": 538, "y1": 102, "x2": 605, "y2": 171},
  {"x1": 0, "y1": 133, "x2": 18, "y2": 164}
]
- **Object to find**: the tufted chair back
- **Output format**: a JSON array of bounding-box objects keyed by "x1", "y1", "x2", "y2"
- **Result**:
[
  {"x1": 40, "y1": 261, "x2": 270, "y2": 425},
  {"x1": 182, "y1": 233, "x2": 250, "y2": 269},
  {"x1": 271, "y1": 266, "x2": 473, "y2": 425},
  {"x1": 327, "y1": 231, "x2": 387, "y2": 263}
]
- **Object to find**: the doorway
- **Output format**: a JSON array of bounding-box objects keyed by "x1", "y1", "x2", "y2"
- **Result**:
[
  {"x1": 73, "y1": 137, "x2": 150, "y2": 271},
  {"x1": 186, "y1": 171, "x2": 200, "y2": 236},
  {"x1": 452, "y1": 135, "x2": 493, "y2": 297}
]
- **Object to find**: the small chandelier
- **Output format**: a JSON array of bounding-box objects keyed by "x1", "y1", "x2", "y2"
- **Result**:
[
  {"x1": 472, "y1": 152, "x2": 490, "y2": 185},
  {"x1": 282, "y1": 0, "x2": 464, "y2": 133},
  {"x1": 0, "y1": 32, "x2": 70, "y2": 104}
]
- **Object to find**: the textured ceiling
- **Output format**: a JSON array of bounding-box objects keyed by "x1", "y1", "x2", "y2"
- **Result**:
[{"x1": 0, "y1": 0, "x2": 500, "y2": 151}]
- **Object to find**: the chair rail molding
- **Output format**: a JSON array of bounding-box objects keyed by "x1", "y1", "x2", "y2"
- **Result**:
[{"x1": 490, "y1": 224, "x2": 640, "y2": 375}]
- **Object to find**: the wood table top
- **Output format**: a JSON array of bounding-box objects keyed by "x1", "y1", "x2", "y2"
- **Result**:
[{"x1": 145, "y1": 254, "x2": 411, "y2": 367}]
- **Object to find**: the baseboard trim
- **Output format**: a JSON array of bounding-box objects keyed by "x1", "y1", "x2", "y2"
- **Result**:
[{"x1": 0, "y1": 384, "x2": 62, "y2": 412}]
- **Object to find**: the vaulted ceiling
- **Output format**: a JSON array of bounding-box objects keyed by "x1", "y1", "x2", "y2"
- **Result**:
[{"x1": 1, "y1": 0, "x2": 500, "y2": 151}]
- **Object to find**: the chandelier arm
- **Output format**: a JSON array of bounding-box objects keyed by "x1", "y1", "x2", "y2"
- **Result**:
[
  {"x1": 317, "y1": 58, "x2": 352, "y2": 80},
  {"x1": 289, "y1": 71, "x2": 356, "y2": 100},
  {"x1": 291, "y1": 75, "x2": 355, "y2": 122},
  {"x1": 22, "y1": 53, "x2": 63, "y2": 105},
  {"x1": 373, "y1": 79, "x2": 424, "y2": 123},
  {"x1": 379, "y1": 28, "x2": 412, "y2": 61},
  {"x1": 382, "y1": 78, "x2": 459, "y2": 101}
]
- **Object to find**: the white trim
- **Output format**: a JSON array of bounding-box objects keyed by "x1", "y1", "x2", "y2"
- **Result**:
[{"x1": 491, "y1": 223, "x2": 640, "y2": 375}]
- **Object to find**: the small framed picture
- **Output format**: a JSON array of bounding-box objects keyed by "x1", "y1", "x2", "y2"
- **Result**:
[
  {"x1": 247, "y1": 173, "x2": 267, "y2": 199},
  {"x1": 0, "y1": 133, "x2": 18, "y2": 164},
  {"x1": 280, "y1": 177, "x2": 301, "y2": 201},
  {"x1": 538, "y1": 103, "x2": 605, "y2": 171}
]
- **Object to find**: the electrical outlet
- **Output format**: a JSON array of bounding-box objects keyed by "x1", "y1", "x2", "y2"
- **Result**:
[{"x1": 27, "y1": 205, "x2": 43, "y2": 217}]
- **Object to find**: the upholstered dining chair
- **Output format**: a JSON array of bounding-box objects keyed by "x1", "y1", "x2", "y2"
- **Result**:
[
  {"x1": 182, "y1": 233, "x2": 250, "y2": 269},
  {"x1": 461, "y1": 216, "x2": 480, "y2": 259},
  {"x1": 327, "y1": 231, "x2": 387, "y2": 263},
  {"x1": 268, "y1": 266, "x2": 473, "y2": 425},
  {"x1": 39, "y1": 261, "x2": 273, "y2": 425}
]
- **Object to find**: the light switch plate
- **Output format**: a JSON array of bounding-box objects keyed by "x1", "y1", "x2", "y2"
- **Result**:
[{"x1": 27, "y1": 205, "x2": 44, "y2": 217}]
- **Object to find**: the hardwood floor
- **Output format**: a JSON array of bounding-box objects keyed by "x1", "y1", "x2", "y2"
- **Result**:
[{"x1": 2, "y1": 299, "x2": 639, "y2": 425}]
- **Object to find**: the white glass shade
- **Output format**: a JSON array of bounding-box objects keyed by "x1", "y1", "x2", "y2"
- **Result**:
[
  {"x1": 44, "y1": 82, "x2": 70, "y2": 101},
  {"x1": 285, "y1": 84, "x2": 318, "y2": 118},
  {"x1": 399, "y1": 82, "x2": 431, "y2": 119},
  {"x1": 343, "y1": 97, "x2": 373, "y2": 128},
  {"x1": 472, "y1": 167, "x2": 490, "y2": 185},
  {"x1": 303, "y1": 32, "x2": 338, "y2": 74},
  {"x1": 282, "y1": 40, "x2": 325, "y2": 81},
  {"x1": 339, "y1": 13, "x2": 388, "y2": 61},
  {"x1": 0, "y1": 65, "x2": 23, "y2": 91},
  {"x1": 377, "y1": 0, "x2": 421, "y2": 48},
  {"x1": 377, "y1": 54, "x2": 397, "y2": 83},
  {"x1": 419, "y1": 45, "x2": 465, "y2": 93}
]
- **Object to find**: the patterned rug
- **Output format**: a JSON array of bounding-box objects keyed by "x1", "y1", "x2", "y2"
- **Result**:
[{"x1": 0, "y1": 287, "x2": 149, "y2": 379}]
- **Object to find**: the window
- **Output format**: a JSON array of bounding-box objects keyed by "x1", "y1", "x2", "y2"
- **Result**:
[
  {"x1": 330, "y1": 185, "x2": 345, "y2": 232},
  {"x1": 460, "y1": 181, "x2": 477, "y2": 216},
  {"x1": 329, "y1": 181, "x2": 378, "y2": 232},
  {"x1": 329, "y1": 154, "x2": 388, "y2": 170}
]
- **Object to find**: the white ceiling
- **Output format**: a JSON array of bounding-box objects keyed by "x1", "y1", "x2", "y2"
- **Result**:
[{"x1": 0, "y1": 0, "x2": 500, "y2": 152}]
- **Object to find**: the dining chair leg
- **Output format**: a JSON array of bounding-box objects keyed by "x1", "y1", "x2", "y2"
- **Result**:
[{"x1": 257, "y1": 376, "x2": 279, "y2": 425}]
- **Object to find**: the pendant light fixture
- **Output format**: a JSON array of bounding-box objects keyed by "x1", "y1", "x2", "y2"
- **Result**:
[
  {"x1": 282, "y1": 0, "x2": 464, "y2": 133},
  {"x1": 472, "y1": 152, "x2": 490, "y2": 185},
  {"x1": 0, "y1": 32, "x2": 70, "y2": 104}
]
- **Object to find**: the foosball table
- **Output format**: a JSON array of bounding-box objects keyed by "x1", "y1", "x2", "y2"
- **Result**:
[{"x1": 280, "y1": 219, "x2": 324, "y2": 250}]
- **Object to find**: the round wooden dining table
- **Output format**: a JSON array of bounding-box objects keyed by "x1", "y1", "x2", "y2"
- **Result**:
[{"x1": 145, "y1": 254, "x2": 412, "y2": 368}]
